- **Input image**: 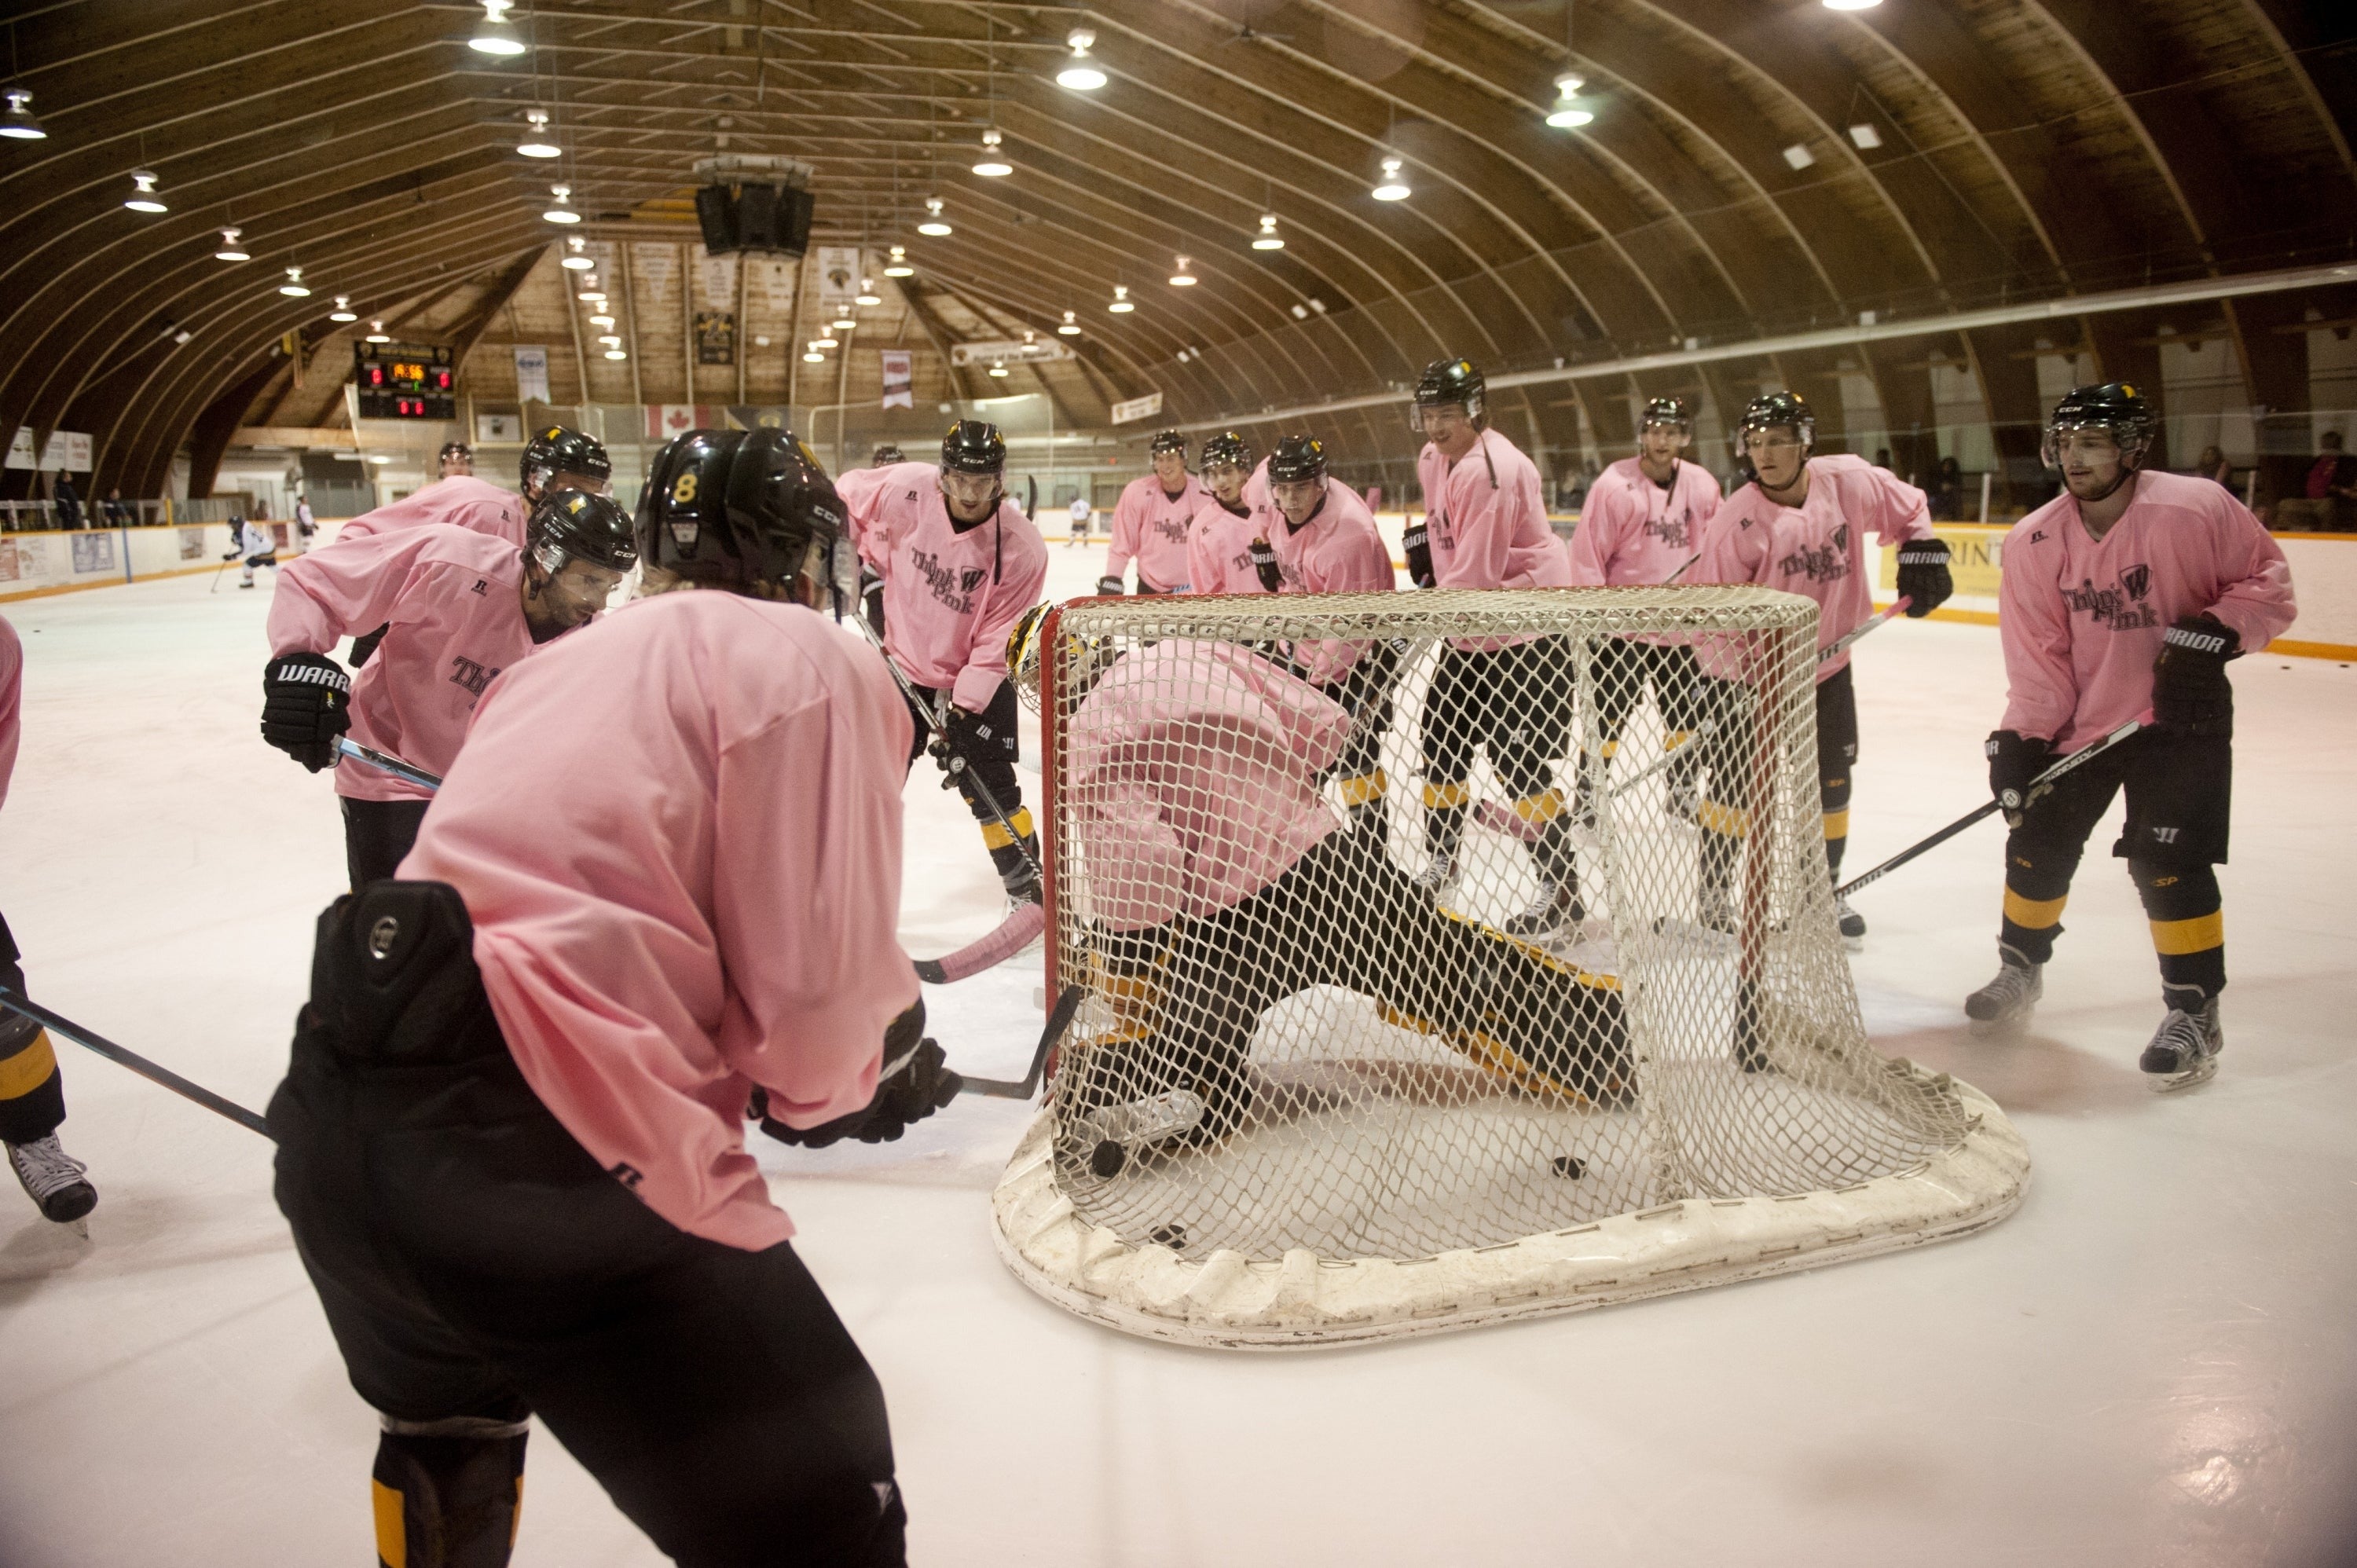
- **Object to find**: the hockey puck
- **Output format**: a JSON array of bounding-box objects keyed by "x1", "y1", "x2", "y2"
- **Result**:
[
  {"x1": 1551, "y1": 1155, "x2": 1586, "y2": 1179},
  {"x1": 1090, "y1": 1138, "x2": 1127, "y2": 1180},
  {"x1": 1149, "y1": 1222, "x2": 1188, "y2": 1250}
]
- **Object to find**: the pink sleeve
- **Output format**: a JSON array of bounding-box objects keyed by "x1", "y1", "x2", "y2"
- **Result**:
[
  {"x1": 266, "y1": 527, "x2": 430, "y2": 658},
  {"x1": 1184, "y1": 500, "x2": 1223, "y2": 596},
  {"x1": 1865, "y1": 465, "x2": 1935, "y2": 544},
  {"x1": 1695, "y1": 504, "x2": 1764, "y2": 586},
  {"x1": 1564, "y1": 484, "x2": 1626, "y2": 588},
  {"x1": 2205, "y1": 502, "x2": 2298, "y2": 654},
  {"x1": 1106, "y1": 485, "x2": 1142, "y2": 579},
  {"x1": 951, "y1": 518, "x2": 1049, "y2": 713},
  {"x1": 1996, "y1": 537, "x2": 2079, "y2": 742},
  {"x1": 0, "y1": 615, "x2": 20, "y2": 812}
]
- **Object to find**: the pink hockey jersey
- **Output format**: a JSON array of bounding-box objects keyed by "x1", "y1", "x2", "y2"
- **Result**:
[
  {"x1": 1416, "y1": 429, "x2": 1570, "y2": 593},
  {"x1": 1108, "y1": 472, "x2": 1206, "y2": 592},
  {"x1": 867, "y1": 462, "x2": 1050, "y2": 712},
  {"x1": 399, "y1": 590, "x2": 918, "y2": 1251},
  {"x1": 1186, "y1": 493, "x2": 1272, "y2": 597},
  {"x1": 0, "y1": 613, "x2": 19, "y2": 814},
  {"x1": 1698, "y1": 454, "x2": 1934, "y2": 682},
  {"x1": 832, "y1": 465, "x2": 898, "y2": 569},
  {"x1": 1999, "y1": 470, "x2": 2296, "y2": 754},
  {"x1": 266, "y1": 524, "x2": 536, "y2": 804},
  {"x1": 334, "y1": 475, "x2": 526, "y2": 550},
  {"x1": 1267, "y1": 478, "x2": 1395, "y2": 687},
  {"x1": 1069, "y1": 640, "x2": 1347, "y2": 932},
  {"x1": 1567, "y1": 456, "x2": 1722, "y2": 588}
]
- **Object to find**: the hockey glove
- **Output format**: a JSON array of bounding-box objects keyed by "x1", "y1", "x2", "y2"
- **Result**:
[
  {"x1": 261, "y1": 652, "x2": 352, "y2": 772},
  {"x1": 1402, "y1": 520, "x2": 1435, "y2": 588},
  {"x1": 2151, "y1": 615, "x2": 2238, "y2": 737},
  {"x1": 1249, "y1": 537, "x2": 1283, "y2": 594},
  {"x1": 760, "y1": 1002, "x2": 962, "y2": 1148},
  {"x1": 1095, "y1": 575, "x2": 1127, "y2": 597},
  {"x1": 1985, "y1": 729, "x2": 2054, "y2": 829},
  {"x1": 1894, "y1": 538, "x2": 1952, "y2": 617}
]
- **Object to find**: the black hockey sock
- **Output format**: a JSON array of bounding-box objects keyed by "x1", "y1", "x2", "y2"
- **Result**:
[
  {"x1": 1422, "y1": 784, "x2": 1468, "y2": 869},
  {"x1": 2132, "y1": 861, "x2": 2224, "y2": 1002},
  {"x1": 372, "y1": 1418, "x2": 529, "y2": 1568},
  {"x1": 0, "y1": 1012, "x2": 65, "y2": 1146},
  {"x1": 1997, "y1": 837, "x2": 2081, "y2": 966}
]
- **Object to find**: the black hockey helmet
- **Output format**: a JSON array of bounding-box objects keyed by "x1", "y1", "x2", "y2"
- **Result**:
[
  {"x1": 871, "y1": 443, "x2": 906, "y2": 466},
  {"x1": 1413, "y1": 357, "x2": 1485, "y2": 430},
  {"x1": 1148, "y1": 428, "x2": 1188, "y2": 459},
  {"x1": 2043, "y1": 382, "x2": 2156, "y2": 470},
  {"x1": 941, "y1": 419, "x2": 1006, "y2": 475},
  {"x1": 1639, "y1": 396, "x2": 1693, "y2": 435},
  {"x1": 1737, "y1": 390, "x2": 1813, "y2": 453},
  {"x1": 1200, "y1": 430, "x2": 1253, "y2": 472},
  {"x1": 1266, "y1": 434, "x2": 1328, "y2": 485},
  {"x1": 526, "y1": 488, "x2": 638, "y2": 576},
  {"x1": 520, "y1": 425, "x2": 611, "y2": 498},
  {"x1": 636, "y1": 427, "x2": 845, "y2": 595},
  {"x1": 438, "y1": 440, "x2": 474, "y2": 463}
]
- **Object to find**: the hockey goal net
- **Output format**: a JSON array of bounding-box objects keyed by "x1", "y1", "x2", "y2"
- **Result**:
[{"x1": 992, "y1": 586, "x2": 2027, "y2": 1348}]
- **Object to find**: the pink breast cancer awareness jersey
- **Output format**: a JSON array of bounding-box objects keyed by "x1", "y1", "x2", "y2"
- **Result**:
[
  {"x1": 1416, "y1": 427, "x2": 1569, "y2": 651},
  {"x1": 1108, "y1": 472, "x2": 1206, "y2": 592},
  {"x1": 1069, "y1": 640, "x2": 1347, "y2": 932},
  {"x1": 266, "y1": 523, "x2": 536, "y2": 804},
  {"x1": 1267, "y1": 478, "x2": 1395, "y2": 687},
  {"x1": 399, "y1": 590, "x2": 918, "y2": 1252},
  {"x1": 0, "y1": 613, "x2": 20, "y2": 812},
  {"x1": 1186, "y1": 489, "x2": 1274, "y2": 597},
  {"x1": 1567, "y1": 456, "x2": 1721, "y2": 588},
  {"x1": 1999, "y1": 469, "x2": 2295, "y2": 754},
  {"x1": 869, "y1": 463, "x2": 1050, "y2": 712},
  {"x1": 1697, "y1": 453, "x2": 1934, "y2": 683},
  {"x1": 332, "y1": 474, "x2": 527, "y2": 550},
  {"x1": 832, "y1": 464, "x2": 899, "y2": 569}
]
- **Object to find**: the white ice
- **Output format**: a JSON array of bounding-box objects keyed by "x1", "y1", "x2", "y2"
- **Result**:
[{"x1": 2, "y1": 546, "x2": 2354, "y2": 1566}]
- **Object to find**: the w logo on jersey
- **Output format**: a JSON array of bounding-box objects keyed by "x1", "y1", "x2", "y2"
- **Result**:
[
  {"x1": 960, "y1": 566, "x2": 988, "y2": 593},
  {"x1": 2121, "y1": 563, "x2": 2151, "y2": 601}
]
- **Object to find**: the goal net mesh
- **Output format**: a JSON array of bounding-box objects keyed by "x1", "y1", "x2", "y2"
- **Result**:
[{"x1": 992, "y1": 587, "x2": 2027, "y2": 1347}]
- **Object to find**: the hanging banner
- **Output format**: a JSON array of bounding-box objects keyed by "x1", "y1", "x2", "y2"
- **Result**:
[
  {"x1": 513, "y1": 346, "x2": 551, "y2": 404},
  {"x1": 949, "y1": 338, "x2": 1075, "y2": 367},
  {"x1": 695, "y1": 310, "x2": 737, "y2": 366},
  {"x1": 5, "y1": 427, "x2": 35, "y2": 470},
  {"x1": 1109, "y1": 390, "x2": 1164, "y2": 425},
  {"x1": 648, "y1": 405, "x2": 707, "y2": 439},
  {"x1": 880, "y1": 350, "x2": 913, "y2": 410},
  {"x1": 38, "y1": 430, "x2": 91, "y2": 471}
]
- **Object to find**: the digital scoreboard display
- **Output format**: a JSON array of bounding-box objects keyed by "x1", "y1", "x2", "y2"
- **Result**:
[{"x1": 353, "y1": 341, "x2": 457, "y2": 419}]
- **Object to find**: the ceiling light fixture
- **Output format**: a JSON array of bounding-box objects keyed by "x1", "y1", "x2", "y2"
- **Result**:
[
  {"x1": 1848, "y1": 123, "x2": 1882, "y2": 149},
  {"x1": 561, "y1": 237, "x2": 594, "y2": 270},
  {"x1": 589, "y1": 313, "x2": 615, "y2": 328},
  {"x1": 973, "y1": 128, "x2": 1012, "y2": 178},
  {"x1": 576, "y1": 276, "x2": 604, "y2": 302},
  {"x1": 1782, "y1": 143, "x2": 1816, "y2": 170},
  {"x1": 329, "y1": 295, "x2": 357, "y2": 323},
  {"x1": 1545, "y1": 74, "x2": 1594, "y2": 128},
  {"x1": 1372, "y1": 156, "x2": 1409, "y2": 201},
  {"x1": 469, "y1": 0, "x2": 527, "y2": 57},
  {"x1": 1108, "y1": 284, "x2": 1134, "y2": 314},
  {"x1": 1058, "y1": 309, "x2": 1081, "y2": 336},
  {"x1": 917, "y1": 197, "x2": 951, "y2": 237},
  {"x1": 279, "y1": 266, "x2": 310, "y2": 298},
  {"x1": 1057, "y1": 29, "x2": 1108, "y2": 91},
  {"x1": 124, "y1": 169, "x2": 167, "y2": 213},
  {"x1": 803, "y1": 350, "x2": 825, "y2": 363},
  {"x1": 542, "y1": 184, "x2": 580, "y2": 223},
  {"x1": 832, "y1": 315, "x2": 857, "y2": 331},
  {"x1": 603, "y1": 349, "x2": 629, "y2": 361},
  {"x1": 883, "y1": 245, "x2": 913, "y2": 278},
  {"x1": 214, "y1": 227, "x2": 251, "y2": 262},
  {"x1": 1252, "y1": 214, "x2": 1284, "y2": 251},
  {"x1": 1168, "y1": 255, "x2": 1197, "y2": 287},
  {"x1": 365, "y1": 320, "x2": 390, "y2": 343},
  {"x1": 1, "y1": 87, "x2": 46, "y2": 141},
  {"x1": 988, "y1": 361, "x2": 1010, "y2": 378},
  {"x1": 1822, "y1": 0, "x2": 1882, "y2": 9},
  {"x1": 812, "y1": 335, "x2": 838, "y2": 349},
  {"x1": 856, "y1": 277, "x2": 882, "y2": 305},
  {"x1": 518, "y1": 108, "x2": 559, "y2": 159},
  {"x1": 597, "y1": 335, "x2": 621, "y2": 348}
]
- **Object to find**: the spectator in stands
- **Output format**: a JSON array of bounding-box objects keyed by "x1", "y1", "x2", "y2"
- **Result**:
[
  {"x1": 50, "y1": 475, "x2": 79, "y2": 531},
  {"x1": 100, "y1": 488, "x2": 132, "y2": 527},
  {"x1": 1933, "y1": 455, "x2": 1964, "y2": 521},
  {"x1": 295, "y1": 493, "x2": 317, "y2": 550},
  {"x1": 2306, "y1": 431, "x2": 2357, "y2": 531},
  {"x1": 2194, "y1": 445, "x2": 2234, "y2": 490},
  {"x1": 1875, "y1": 447, "x2": 1893, "y2": 471}
]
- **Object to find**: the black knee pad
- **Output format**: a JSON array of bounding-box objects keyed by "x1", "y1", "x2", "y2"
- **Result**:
[{"x1": 373, "y1": 1417, "x2": 529, "y2": 1568}]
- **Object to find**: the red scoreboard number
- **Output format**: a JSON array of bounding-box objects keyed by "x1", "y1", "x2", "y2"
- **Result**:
[{"x1": 353, "y1": 340, "x2": 457, "y2": 419}]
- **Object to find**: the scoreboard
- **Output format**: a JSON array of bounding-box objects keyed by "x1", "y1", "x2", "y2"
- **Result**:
[{"x1": 353, "y1": 341, "x2": 457, "y2": 419}]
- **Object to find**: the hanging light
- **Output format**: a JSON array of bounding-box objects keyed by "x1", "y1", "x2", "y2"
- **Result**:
[
  {"x1": 518, "y1": 108, "x2": 560, "y2": 159},
  {"x1": 856, "y1": 277, "x2": 882, "y2": 306},
  {"x1": 1056, "y1": 28, "x2": 1107, "y2": 91},
  {"x1": 1168, "y1": 255, "x2": 1197, "y2": 287},
  {"x1": 124, "y1": 169, "x2": 167, "y2": 214},
  {"x1": 542, "y1": 184, "x2": 580, "y2": 224},
  {"x1": 1058, "y1": 309, "x2": 1081, "y2": 336},
  {"x1": 365, "y1": 320, "x2": 390, "y2": 343},
  {"x1": 279, "y1": 266, "x2": 311, "y2": 298},
  {"x1": 1371, "y1": 156, "x2": 1409, "y2": 202},
  {"x1": 214, "y1": 227, "x2": 251, "y2": 262},
  {"x1": 812, "y1": 335, "x2": 839, "y2": 349},
  {"x1": 589, "y1": 313, "x2": 615, "y2": 328},
  {"x1": 803, "y1": 350, "x2": 825, "y2": 363},
  {"x1": 1252, "y1": 214, "x2": 1284, "y2": 251},
  {"x1": 576, "y1": 275, "x2": 605, "y2": 302},
  {"x1": 329, "y1": 295, "x2": 357, "y2": 323},
  {"x1": 1107, "y1": 284, "x2": 1134, "y2": 314},
  {"x1": 597, "y1": 335, "x2": 621, "y2": 348},
  {"x1": 1545, "y1": 75, "x2": 1594, "y2": 128},
  {"x1": 917, "y1": 197, "x2": 951, "y2": 237},
  {"x1": 973, "y1": 129, "x2": 1013, "y2": 178},
  {"x1": 988, "y1": 360, "x2": 1010, "y2": 378},
  {"x1": 831, "y1": 314, "x2": 857, "y2": 331},
  {"x1": 561, "y1": 236, "x2": 594, "y2": 271},
  {"x1": 0, "y1": 87, "x2": 46, "y2": 141},
  {"x1": 1822, "y1": 0, "x2": 1882, "y2": 9},
  {"x1": 883, "y1": 245, "x2": 914, "y2": 278},
  {"x1": 604, "y1": 349, "x2": 628, "y2": 361},
  {"x1": 469, "y1": 0, "x2": 527, "y2": 57}
]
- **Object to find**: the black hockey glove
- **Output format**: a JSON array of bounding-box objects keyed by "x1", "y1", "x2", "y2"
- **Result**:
[
  {"x1": 1895, "y1": 538, "x2": 1952, "y2": 617},
  {"x1": 1402, "y1": 520, "x2": 1435, "y2": 588},
  {"x1": 1094, "y1": 574, "x2": 1127, "y2": 597},
  {"x1": 2150, "y1": 615, "x2": 2238, "y2": 737},
  {"x1": 1249, "y1": 537, "x2": 1283, "y2": 594},
  {"x1": 1985, "y1": 729, "x2": 2054, "y2": 829},
  {"x1": 261, "y1": 652, "x2": 352, "y2": 772},
  {"x1": 759, "y1": 1002, "x2": 962, "y2": 1148}
]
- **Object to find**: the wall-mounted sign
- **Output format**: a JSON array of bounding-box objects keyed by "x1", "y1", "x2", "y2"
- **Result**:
[
  {"x1": 1109, "y1": 391, "x2": 1164, "y2": 425},
  {"x1": 950, "y1": 338, "x2": 1076, "y2": 368}
]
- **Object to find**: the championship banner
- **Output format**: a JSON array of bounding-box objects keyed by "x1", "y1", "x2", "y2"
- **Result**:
[
  {"x1": 880, "y1": 350, "x2": 913, "y2": 410},
  {"x1": 513, "y1": 346, "x2": 551, "y2": 404},
  {"x1": 1110, "y1": 390, "x2": 1163, "y2": 425}
]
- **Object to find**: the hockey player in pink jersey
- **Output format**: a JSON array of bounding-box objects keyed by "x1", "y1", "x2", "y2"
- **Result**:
[
  {"x1": 260, "y1": 489, "x2": 635, "y2": 888},
  {"x1": 1564, "y1": 396, "x2": 1722, "y2": 823},
  {"x1": 1185, "y1": 430, "x2": 1274, "y2": 597},
  {"x1": 1963, "y1": 384, "x2": 2295, "y2": 1088},
  {"x1": 870, "y1": 420, "x2": 1050, "y2": 903},
  {"x1": 437, "y1": 439, "x2": 473, "y2": 478},
  {"x1": 1102, "y1": 427, "x2": 1203, "y2": 595},
  {"x1": 1692, "y1": 391, "x2": 1953, "y2": 941},
  {"x1": 269, "y1": 427, "x2": 945, "y2": 1566},
  {"x1": 1406, "y1": 357, "x2": 1584, "y2": 937},
  {"x1": 834, "y1": 443, "x2": 909, "y2": 638}
]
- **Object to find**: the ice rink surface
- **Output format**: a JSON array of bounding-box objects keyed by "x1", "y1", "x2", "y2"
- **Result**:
[{"x1": 2, "y1": 544, "x2": 2354, "y2": 1566}]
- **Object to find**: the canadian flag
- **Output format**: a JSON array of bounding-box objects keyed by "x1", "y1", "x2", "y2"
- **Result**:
[{"x1": 647, "y1": 405, "x2": 703, "y2": 439}]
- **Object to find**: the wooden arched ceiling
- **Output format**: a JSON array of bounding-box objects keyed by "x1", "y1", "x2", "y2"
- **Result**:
[{"x1": 0, "y1": 0, "x2": 2349, "y2": 497}]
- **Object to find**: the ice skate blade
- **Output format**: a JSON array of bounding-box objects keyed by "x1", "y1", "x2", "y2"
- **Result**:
[
  {"x1": 1966, "y1": 1011, "x2": 2032, "y2": 1040},
  {"x1": 2148, "y1": 1057, "x2": 2219, "y2": 1094}
]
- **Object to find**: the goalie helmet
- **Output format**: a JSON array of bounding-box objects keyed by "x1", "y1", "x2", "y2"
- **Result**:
[
  {"x1": 1266, "y1": 434, "x2": 1328, "y2": 485},
  {"x1": 1737, "y1": 391, "x2": 1813, "y2": 453},
  {"x1": 526, "y1": 488, "x2": 638, "y2": 577},
  {"x1": 871, "y1": 443, "x2": 906, "y2": 466},
  {"x1": 941, "y1": 419, "x2": 1006, "y2": 475},
  {"x1": 1413, "y1": 357, "x2": 1485, "y2": 431},
  {"x1": 1006, "y1": 602, "x2": 1051, "y2": 711},
  {"x1": 1200, "y1": 430, "x2": 1253, "y2": 472},
  {"x1": 519, "y1": 425, "x2": 610, "y2": 500},
  {"x1": 1148, "y1": 428, "x2": 1188, "y2": 459},
  {"x1": 2041, "y1": 382, "x2": 2156, "y2": 471},
  {"x1": 636, "y1": 427, "x2": 845, "y2": 595},
  {"x1": 1639, "y1": 397, "x2": 1692, "y2": 436}
]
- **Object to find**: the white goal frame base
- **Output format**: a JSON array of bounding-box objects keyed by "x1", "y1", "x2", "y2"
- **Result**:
[{"x1": 992, "y1": 1068, "x2": 2029, "y2": 1351}]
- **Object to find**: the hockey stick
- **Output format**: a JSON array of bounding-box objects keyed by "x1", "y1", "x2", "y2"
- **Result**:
[
  {"x1": 912, "y1": 902, "x2": 1047, "y2": 985},
  {"x1": 1475, "y1": 720, "x2": 1721, "y2": 845},
  {"x1": 1835, "y1": 719, "x2": 2143, "y2": 899},
  {"x1": 1820, "y1": 596, "x2": 1911, "y2": 664},
  {"x1": 0, "y1": 987, "x2": 273, "y2": 1138},
  {"x1": 335, "y1": 736, "x2": 444, "y2": 791},
  {"x1": 959, "y1": 983, "x2": 1083, "y2": 1100}
]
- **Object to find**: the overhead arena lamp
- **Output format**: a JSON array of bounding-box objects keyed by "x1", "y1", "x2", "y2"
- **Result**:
[
  {"x1": 812, "y1": 334, "x2": 839, "y2": 349},
  {"x1": 1822, "y1": 0, "x2": 1882, "y2": 9},
  {"x1": 279, "y1": 266, "x2": 311, "y2": 298},
  {"x1": 973, "y1": 129, "x2": 1013, "y2": 178},
  {"x1": 1056, "y1": 29, "x2": 1107, "y2": 91},
  {"x1": 124, "y1": 169, "x2": 167, "y2": 214},
  {"x1": 1108, "y1": 284, "x2": 1134, "y2": 314},
  {"x1": 856, "y1": 277, "x2": 882, "y2": 306},
  {"x1": 917, "y1": 198, "x2": 952, "y2": 237},
  {"x1": 576, "y1": 275, "x2": 604, "y2": 302},
  {"x1": 597, "y1": 335, "x2": 621, "y2": 348},
  {"x1": 365, "y1": 320, "x2": 390, "y2": 343},
  {"x1": 603, "y1": 349, "x2": 629, "y2": 361},
  {"x1": 560, "y1": 235, "x2": 595, "y2": 270},
  {"x1": 469, "y1": 0, "x2": 527, "y2": 57},
  {"x1": 988, "y1": 360, "x2": 1010, "y2": 378},
  {"x1": 1169, "y1": 255, "x2": 1197, "y2": 287},
  {"x1": 802, "y1": 349, "x2": 825, "y2": 363},
  {"x1": 214, "y1": 227, "x2": 251, "y2": 262},
  {"x1": 542, "y1": 185, "x2": 581, "y2": 224},
  {"x1": 883, "y1": 246, "x2": 914, "y2": 278},
  {"x1": 1545, "y1": 75, "x2": 1594, "y2": 128},
  {"x1": 832, "y1": 315, "x2": 857, "y2": 331},
  {"x1": 1371, "y1": 156, "x2": 1409, "y2": 201},
  {"x1": 1058, "y1": 309, "x2": 1081, "y2": 336},
  {"x1": 519, "y1": 109, "x2": 560, "y2": 159},
  {"x1": 0, "y1": 87, "x2": 46, "y2": 141},
  {"x1": 329, "y1": 295, "x2": 357, "y2": 323},
  {"x1": 589, "y1": 313, "x2": 615, "y2": 328},
  {"x1": 1252, "y1": 214, "x2": 1284, "y2": 251}
]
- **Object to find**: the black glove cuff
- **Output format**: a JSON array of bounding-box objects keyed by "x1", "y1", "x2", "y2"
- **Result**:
[
  {"x1": 1897, "y1": 540, "x2": 1950, "y2": 566},
  {"x1": 2162, "y1": 617, "x2": 2237, "y2": 658}
]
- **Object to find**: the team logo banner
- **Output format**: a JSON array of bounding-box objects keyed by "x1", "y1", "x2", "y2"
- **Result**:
[{"x1": 881, "y1": 350, "x2": 913, "y2": 410}]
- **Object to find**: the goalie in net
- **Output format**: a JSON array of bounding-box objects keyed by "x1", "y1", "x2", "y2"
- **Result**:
[{"x1": 995, "y1": 590, "x2": 2028, "y2": 1349}]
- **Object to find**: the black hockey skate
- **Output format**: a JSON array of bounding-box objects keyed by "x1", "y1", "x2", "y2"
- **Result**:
[
  {"x1": 8, "y1": 1134, "x2": 96, "y2": 1225},
  {"x1": 1963, "y1": 947, "x2": 2041, "y2": 1038},
  {"x1": 2139, "y1": 990, "x2": 2221, "y2": 1092}
]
